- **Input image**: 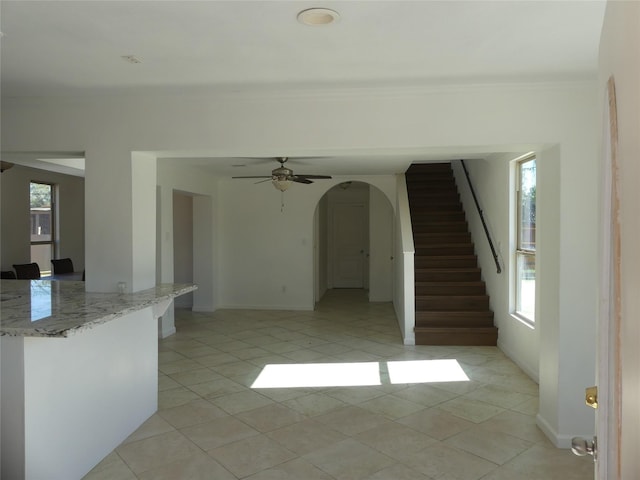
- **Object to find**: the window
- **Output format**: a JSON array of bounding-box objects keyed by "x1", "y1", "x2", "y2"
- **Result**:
[
  {"x1": 30, "y1": 182, "x2": 54, "y2": 276},
  {"x1": 515, "y1": 156, "x2": 536, "y2": 322}
]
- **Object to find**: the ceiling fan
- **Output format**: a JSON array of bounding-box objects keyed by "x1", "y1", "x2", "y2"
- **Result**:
[{"x1": 232, "y1": 157, "x2": 332, "y2": 191}]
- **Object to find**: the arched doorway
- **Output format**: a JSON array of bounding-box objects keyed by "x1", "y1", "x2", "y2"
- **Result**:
[{"x1": 313, "y1": 181, "x2": 394, "y2": 304}]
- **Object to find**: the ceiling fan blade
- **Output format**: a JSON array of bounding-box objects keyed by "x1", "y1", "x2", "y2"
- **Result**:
[
  {"x1": 297, "y1": 174, "x2": 332, "y2": 179},
  {"x1": 254, "y1": 178, "x2": 272, "y2": 184},
  {"x1": 292, "y1": 177, "x2": 314, "y2": 184},
  {"x1": 232, "y1": 176, "x2": 272, "y2": 179}
]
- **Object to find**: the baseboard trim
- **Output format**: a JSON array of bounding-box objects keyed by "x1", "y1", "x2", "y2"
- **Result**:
[
  {"x1": 191, "y1": 305, "x2": 215, "y2": 313},
  {"x1": 158, "y1": 326, "x2": 176, "y2": 339},
  {"x1": 403, "y1": 332, "x2": 416, "y2": 345},
  {"x1": 497, "y1": 338, "x2": 539, "y2": 384},
  {"x1": 536, "y1": 413, "x2": 576, "y2": 448},
  {"x1": 214, "y1": 304, "x2": 314, "y2": 311}
]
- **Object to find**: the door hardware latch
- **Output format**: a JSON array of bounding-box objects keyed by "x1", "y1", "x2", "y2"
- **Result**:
[{"x1": 585, "y1": 386, "x2": 598, "y2": 409}]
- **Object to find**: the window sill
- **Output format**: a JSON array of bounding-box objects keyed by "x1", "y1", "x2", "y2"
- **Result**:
[{"x1": 510, "y1": 312, "x2": 535, "y2": 330}]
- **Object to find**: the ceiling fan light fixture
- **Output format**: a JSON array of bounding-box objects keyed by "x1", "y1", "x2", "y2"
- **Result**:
[
  {"x1": 272, "y1": 177, "x2": 292, "y2": 191},
  {"x1": 297, "y1": 8, "x2": 340, "y2": 26}
]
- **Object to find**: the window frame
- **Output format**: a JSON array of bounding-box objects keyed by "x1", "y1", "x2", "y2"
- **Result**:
[
  {"x1": 513, "y1": 155, "x2": 536, "y2": 324},
  {"x1": 30, "y1": 181, "x2": 56, "y2": 276}
]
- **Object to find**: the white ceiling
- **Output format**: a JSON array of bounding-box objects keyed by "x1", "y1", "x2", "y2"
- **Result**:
[{"x1": 0, "y1": 0, "x2": 606, "y2": 176}]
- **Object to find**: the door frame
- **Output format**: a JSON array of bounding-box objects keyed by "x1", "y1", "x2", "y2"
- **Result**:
[{"x1": 596, "y1": 75, "x2": 621, "y2": 480}]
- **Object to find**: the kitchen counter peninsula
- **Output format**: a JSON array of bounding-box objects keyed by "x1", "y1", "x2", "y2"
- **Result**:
[
  {"x1": 1, "y1": 279, "x2": 197, "y2": 480},
  {"x1": 0, "y1": 279, "x2": 196, "y2": 337}
]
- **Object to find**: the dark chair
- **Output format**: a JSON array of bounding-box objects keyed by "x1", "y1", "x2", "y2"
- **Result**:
[
  {"x1": 1, "y1": 271, "x2": 16, "y2": 279},
  {"x1": 12, "y1": 263, "x2": 41, "y2": 279},
  {"x1": 51, "y1": 258, "x2": 74, "y2": 275}
]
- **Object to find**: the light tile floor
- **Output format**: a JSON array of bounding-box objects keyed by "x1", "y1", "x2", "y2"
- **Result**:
[{"x1": 84, "y1": 289, "x2": 594, "y2": 480}]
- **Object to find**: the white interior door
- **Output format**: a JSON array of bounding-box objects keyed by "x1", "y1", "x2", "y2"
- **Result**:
[{"x1": 331, "y1": 203, "x2": 366, "y2": 288}]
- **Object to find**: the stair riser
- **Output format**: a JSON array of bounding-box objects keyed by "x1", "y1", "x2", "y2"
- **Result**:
[
  {"x1": 406, "y1": 163, "x2": 452, "y2": 171},
  {"x1": 412, "y1": 217, "x2": 466, "y2": 224},
  {"x1": 415, "y1": 284, "x2": 486, "y2": 295},
  {"x1": 410, "y1": 205, "x2": 463, "y2": 213},
  {"x1": 415, "y1": 271, "x2": 482, "y2": 282},
  {"x1": 415, "y1": 257, "x2": 478, "y2": 268},
  {"x1": 415, "y1": 246, "x2": 475, "y2": 256},
  {"x1": 407, "y1": 189, "x2": 458, "y2": 196},
  {"x1": 413, "y1": 234, "x2": 472, "y2": 244},
  {"x1": 412, "y1": 223, "x2": 468, "y2": 233},
  {"x1": 416, "y1": 297, "x2": 490, "y2": 311},
  {"x1": 407, "y1": 191, "x2": 459, "y2": 199},
  {"x1": 414, "y1": 329, "x2": 498, "y2": 346},
  {"x1": 409, "y1": 198, "x2": 461, "y2": 206},
  {"x1": 406, "y1": 187, "x2": 457, "y2": 194},
  {"x1": 406, "y1": 172, "x2": 454, "y2": 179},
  {"x1": 406, "y1": 174, "x2": 454, "y2": 182},
  {"x1": 416, "y1": 319, "x2": 495, "y2": 328},
  {"x1": 410, "y1": 214, "x2": 466, "y2": 223}
]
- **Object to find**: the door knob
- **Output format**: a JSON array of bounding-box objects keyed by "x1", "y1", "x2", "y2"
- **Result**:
[{"x1": 571, "y1": 436, "x2": 597, "y2": 460}]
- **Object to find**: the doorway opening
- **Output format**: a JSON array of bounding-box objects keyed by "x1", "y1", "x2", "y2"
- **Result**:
[
  {"x1": 173, "y1": 191, "x2": 194, "y2": 308},
  {"x1": 313, "y1": 181, "x2": 393, "y2": 305}
]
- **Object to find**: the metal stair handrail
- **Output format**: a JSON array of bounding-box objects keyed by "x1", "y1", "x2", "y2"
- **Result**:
[{"x1": 460, "y1": 159, "x2": 502, "y2": 274}]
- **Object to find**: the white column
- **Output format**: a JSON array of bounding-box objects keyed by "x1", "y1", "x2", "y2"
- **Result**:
[
  {"x1": 84, "y1": 149, "x2": 157, "y2": 293},
  {"x1": 537, "y1": 142, "x2": 598, "y2": 447}
]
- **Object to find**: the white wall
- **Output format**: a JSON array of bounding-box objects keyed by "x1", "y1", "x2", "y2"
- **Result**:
[
  {"x1": 599, "y1": 1, "x2": 640, "y2": 477},
  {"x1": 156, "y1": 160, "x2": 219, "y2": 313},
  {"x1": 1, "y1": 81, "x2": 599, "y2": 444},
  {"x1": 369, "y1": 186, "x2": 394, "y2": 302},
  {"x1": 0, "y1": 164, "x2": 84, "y2": 273},
  {"x1": 453, "y1": 139, "x2": 598, "y2": 447},
  {"x1": 314, "y1": 195, "x2": 329, "y2": 301},
  {"x1": 453, "y1": 155, "x2": 539, "y2": 380},
  {"x1": 217, "y1": 176, "x2": 394, "y2": 310}
]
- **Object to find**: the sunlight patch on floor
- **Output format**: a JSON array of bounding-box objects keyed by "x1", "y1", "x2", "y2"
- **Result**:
[
  {"x1": 251, "y1": 359, "x2": 470, "y2": 389},
  {"x1": 387, "y1": 359, "x2": 469, "y2": 384},
  {"x1": 251, "y1": 362, "x2": 381, "y2": 388}
]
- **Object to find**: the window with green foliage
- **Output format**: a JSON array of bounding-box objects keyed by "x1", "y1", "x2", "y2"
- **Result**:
[
  {"x1": 515, "y1": 156, "x2": 536, "y2": 322},
  {"x1": 30, "y1": 182, "x2": 54, "y2": 275}
]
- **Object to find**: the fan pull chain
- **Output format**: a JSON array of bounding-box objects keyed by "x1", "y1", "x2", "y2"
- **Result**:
[{"x1": 281, "y1": 191, "x2": 285, "y2": 213}]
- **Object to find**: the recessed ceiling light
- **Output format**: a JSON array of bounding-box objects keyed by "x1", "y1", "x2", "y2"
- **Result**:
[
  {"x1": 121, "y1": 55, "x2": 142, "y2": 64},
  {"x1": 297, "y1": 8, "x2": 340, "y2": 26}
]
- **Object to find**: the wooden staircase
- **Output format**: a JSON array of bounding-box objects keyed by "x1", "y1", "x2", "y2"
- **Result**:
[{"x1": 406, "y1": 162, "x2": 498, "y2": 346}]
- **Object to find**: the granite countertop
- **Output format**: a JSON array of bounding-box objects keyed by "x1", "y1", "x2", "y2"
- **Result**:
[{"x1": 0, "y1": 280, "x2": 197, "y2": 338}]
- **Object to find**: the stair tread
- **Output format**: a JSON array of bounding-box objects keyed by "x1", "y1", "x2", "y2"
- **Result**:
[
  {"x1": 415, "y1": 267, "x2": 481, "y2": 271},
  {"x1": 414, "y1": 326, "x2": 497, "y2": 332},
  {"x1": 416, "y1": 310, "x2": 494, "y2": 316},
  {"x1": 413, "y1": 218, "x2": 467, "y2": 226},
  {"x1": 415, "y1": 293, "x2": 489, "y2": 299},
  {"x1": 413, "y1": 232, "x2": 470, "y2": 235},
  {"x1": 414, "y1": 254, "x2": 477, "y2": 258}
]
